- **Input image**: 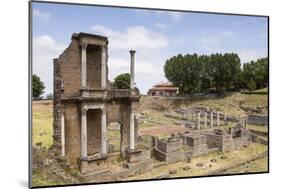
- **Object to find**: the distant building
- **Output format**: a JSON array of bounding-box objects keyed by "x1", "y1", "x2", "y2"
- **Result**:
[{"x1": 147, "y1": 83, "x2": 179, "y2": 96}]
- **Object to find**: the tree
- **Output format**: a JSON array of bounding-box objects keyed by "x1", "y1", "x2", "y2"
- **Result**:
[
  {"x1": 113, "y1": 73, "x2": 131, "y2": 89},
  {"x1": 241, "y1": 57, "x2": 268, "y2": 90},
  {"x1": 247, "y1": 78, "x2": 256, "y2": 91},
  {"x1": 32, "y1": 74, "x2": 45, "y2": 99},
  {"x1": 164, "y1": 53, "x2": 241, "y2": 95}
]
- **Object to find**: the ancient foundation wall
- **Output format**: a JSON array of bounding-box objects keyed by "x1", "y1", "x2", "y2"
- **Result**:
[{"x1": 247, "y1": 115, "x2": 268, "y2": 125}]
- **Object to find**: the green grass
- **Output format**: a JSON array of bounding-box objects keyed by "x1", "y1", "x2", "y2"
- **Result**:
[
  {"x1": 32, "y1": 101, "x2": 53, "y2": 148},
  {"x1": 254, "y1": 87, "x2": 268, "y2": 93},
  {"x1": 247, "y1": 124, "x2": 268, "y2": 133}
]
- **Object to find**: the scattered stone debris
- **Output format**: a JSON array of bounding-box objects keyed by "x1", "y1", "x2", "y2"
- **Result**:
[
  {"x1": 183, "y1": 166, "x2": 191, "y2": 171},
  {"x1": 169, "y1": 169, "x2": 177, "y2": 174},
  {"x1": 154, "y1": 173, "x2": 171, "y2": 179},
  {"x1": 220, "y1": 155, "x2": 228, "y2": 159},
  {"x1": 196, "y1": 162, "x2": 204, "y2": 167},
  {"x1": 210, "y1": 159, "x2": 217, "y2": 163},
  {"x1": 35, "y1": 142, "x2": 42, "y2": 147}
]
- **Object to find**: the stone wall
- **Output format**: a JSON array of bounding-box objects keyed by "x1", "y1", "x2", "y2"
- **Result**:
[
  {"x1": 154, "y1": 137, "x2": 185, "y2": 163},
  {"x1": 63, "y1": 102, "x2": 81, "y2": 166},
  {"x1": 247, "y1": 114, "x2": 268, "y2": 125},
  {"x1": 59, "y1": 38, "x2": 81, "y2": 98},
  {"x1": 87, "y1": 109, "x2": 102, "y2": 155},
  {"x1": 87, "y1": 45, "x2": 102, "y2": 88},
  {"x1": 53, "y1": 58, "x2": 62, "y2": 146}
]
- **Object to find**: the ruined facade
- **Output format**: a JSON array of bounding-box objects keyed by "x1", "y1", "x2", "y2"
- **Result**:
[{"x1": 53, "y1": 33, "x2": 145, "y2": 174}]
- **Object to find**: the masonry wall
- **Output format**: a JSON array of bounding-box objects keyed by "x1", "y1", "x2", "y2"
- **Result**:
[
  {"x1": 247, "y1": 115, "x2": 268, "y2": 125},
  {"x1": 87, "y1": 109, "x2": 102, "y2": 155},
  {"x1": 63, "y1": 102, "x2": 81, "y2": 167},
  {"x1": 53, "y1": 58, "x2": 62, "y2": 145},
  {"x1": 87, "y1": 45, "x2": 102, "y2": 88},
  {"x1": 59, "y1": 38, "x2": 81, "y2": 98}
]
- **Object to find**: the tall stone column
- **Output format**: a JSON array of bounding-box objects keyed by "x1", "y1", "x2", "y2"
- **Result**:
[
  {"x1": 61, "y1": 112, "x2": 65, "y2": 156},
  {"x1": 101, "y1": 45, "x2": 107, "y2": 89},
  {"x1": 217, "y1": 111, "x2": 220, "y2": 127},
  {"x1": 210, "y1": 112, "x2": 213, "y2": 128},
  {"x1": 101, "y1": 108, "x2": 107, "y2": 155},
  {"x1": 130, "y1": 109, "x2": 135, "y2": 150},
  {"x1": 204, "y1": 112, "x2": 207, "y2": 128},
  {"x1": 224, "y1": 111, "x2": 227, "y2": 125},
  {"x1": 81, "y1": 109, "x2": 88, "y2": 158},
  {"x1": 197, "y1": 112, "x2": 201, "y2": 130},
  {"x1": 185, "y1": 110, "x2": 189, "y2": 120},
  {"x1": 81, "y1": 43, "x2": 87, "y2": 88},
  {"x1": 130, "y1": 50, "x2": 136, "y2": 90}
]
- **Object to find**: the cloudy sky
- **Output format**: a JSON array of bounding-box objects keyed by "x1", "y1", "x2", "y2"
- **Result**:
[{"x1": 32, "y1": 2, "x2": 268, "y2": 96}]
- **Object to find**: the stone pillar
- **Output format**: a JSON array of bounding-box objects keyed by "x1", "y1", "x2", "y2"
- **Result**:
[
  {"x1": 244, "y1": 116, "x2": 247, "y2": 128},
  {"x1": 81, "y1": 43, "x2": 87, "y2": 88},
  {"x1": 61, "y1": 112, "x2": 65, "y2": 156},
  {"x1": 210, "y1": 112, "x2": 213, "y2": 128},
  {"x1": 81, "y1": 109, "x2": 87, "y2": 158},
  {"x1": 197, "y1": 112, "x2": 201, "y2": 130},
  {"x1": 217, "y1": 111, "x2": 220, "y2": 127},
  {"x1": 101, "y1": 45, "x2": 107, "y2": 89},
  {"x1": 130, "y1": 110, "x2": 135, "y2": 150},
  {"x1": 130, "y1": 50, "x2": 136, "y2": 90},
  {"x1": 101, "y1": 108, "x2": 107, "y2": 155},
  {"x1": 224, "y1": 111, "x2": 227, "y2": 125},
  {"x1": 204, "y1": 112, "x2": 207, "y2": 128}
]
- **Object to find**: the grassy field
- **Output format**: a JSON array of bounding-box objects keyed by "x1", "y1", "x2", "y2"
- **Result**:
[
  {"x1": 254, "y1": 87, "x2": 268, "y2": 93},
  {"x1": 32, "y1": 100, "x2": 53, "y2": 148},
  {"x1": 32, "y1": 93, "x2": 268, "y2": 184}
]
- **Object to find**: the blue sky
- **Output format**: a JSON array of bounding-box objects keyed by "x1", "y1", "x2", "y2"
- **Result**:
[{"x1": 32, "y1": 2, "x2": 268, "y2": 95}]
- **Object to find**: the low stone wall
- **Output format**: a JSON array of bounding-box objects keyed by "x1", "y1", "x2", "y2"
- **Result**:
[
  {"x1": 247, "y1": 115, "x2": 268, "y2": 125},
  {"x1": 153, "y1": 148, "x2": 185, "y2": 163}
]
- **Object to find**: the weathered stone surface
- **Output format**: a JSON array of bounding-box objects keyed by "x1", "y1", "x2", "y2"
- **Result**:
[{"x1": 53, "y1": 33, "x2": 142, "y2": 175}]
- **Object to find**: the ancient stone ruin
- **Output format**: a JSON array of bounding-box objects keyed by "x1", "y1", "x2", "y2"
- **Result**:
[
  {"x1": 53, "y1": 33, "x2": 152, "y2": 177},
  {"x1": 53, "y1": 32, "x2": 255, "y2": 182}
]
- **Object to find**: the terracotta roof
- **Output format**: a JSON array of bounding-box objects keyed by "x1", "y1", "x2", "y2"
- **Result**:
[
  {"x1": 149, "y1": 87, "x2": 178, "y2": 91},
  {"x1": 154, "y1": 83, "x2": 175, "y2": 87}
]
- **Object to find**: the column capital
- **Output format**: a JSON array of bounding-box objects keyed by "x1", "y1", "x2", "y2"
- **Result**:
[
  {"x1": 102, "y1": 107, "x2": 107, "y2": 115},
  {"x1": 129, "y1": 50, "x2": 136, "y2": 55},
  {"x1": 81, "y1": 108, "x2": 88, "y2": 116},
  {"x1": 81, "y1": 43, "x2": 88, "y2": 49}
]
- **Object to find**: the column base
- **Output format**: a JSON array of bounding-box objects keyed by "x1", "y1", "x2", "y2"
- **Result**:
[{"x1": 79, "y1": 154, "x2": 108, "y2": 174}]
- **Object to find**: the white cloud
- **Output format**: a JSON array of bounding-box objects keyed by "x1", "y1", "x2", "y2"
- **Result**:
[
  {"x1": 238, "y1": 49, "x2": 268, "y2": 64},
  {"x1": 155, "y1": 22, "x2": 167, "y2": 29},
  {"x1": 33, "y1": 9, "x2": 51, "y2": 23},
  {"x1": 135, "y1": 9, "x2": 183, "y2": 23},
  {"x1": 33, "y1": 35, "x2": 67, "y2": 95},
  {"x1": 90, "y1": 24, "x2": 169, "y2": 93},
  {"x1": 90, "y1": 25, "x2": 168, "y2": 50},
  {"x1": 108, "y1": 57, "x2": 166, "y2": 93}
]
